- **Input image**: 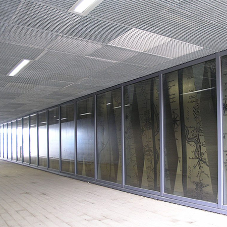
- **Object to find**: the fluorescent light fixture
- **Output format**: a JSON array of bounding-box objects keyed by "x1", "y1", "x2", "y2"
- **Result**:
[
  {"x1": 106, "y1": 102, "x2": 111, "y2": 105},
  {"x1": 61, "y1": 118, "x2": 67, "y2": 120},
  {"x1": 114, "y1": 106, "x2": 121, "y2": 109},
  {"x1": 69, "y1": 0, "x2": 104, "y2": 16},
  {"x1": 9, "y1": 59, "x2": 30, "y2": 76}
]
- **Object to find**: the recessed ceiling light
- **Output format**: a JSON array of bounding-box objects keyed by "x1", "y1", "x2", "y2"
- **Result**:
[
  {"x1": 69, "y1": 0, "x2": 103, "y2": 16},
  {"x1": 9, "y1": 59, "x2": 30, "y2": 76}
]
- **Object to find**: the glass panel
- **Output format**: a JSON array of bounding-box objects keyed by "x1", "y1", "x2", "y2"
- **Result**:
[
  {"x1": 0, "y1": 125, "x2": 2, "y2": 158},
  {"x1": 30, "y1": 114, "x2": 37, "y2": 165},
  {"x1": 97, "y1": 89, "x2": 122, "y2": 183},
  {"x1": 17, "y1": 119, "x2": 22, "y2": 162},
  {"x1": 125, "y1": 77, "x2": 160, "y2": 190},
  {"x1": 49, "y1": 107, "x2": 59, "y2": 170},
  {"x1": 4, "y1": 124, "x2": 7, "y2": 159},
  {"x1": 7, "y1": 123, "x2": 11, "y2": 160},
  {"x1": 23, "y1": 117, "x2": 29, "y2": 163},
  {"x1": 38, "y1": 111, "x2": 47, "y2": 167},
  {"x1": 12, "y1": 121, "x2": 16, "y2": 160},
  {"x1": 164, "y1": 59, "x2": 217, "y2": 203},
  {"x1": 61, "y1": 103, "x2": 75, "y2": 174},
  {"x1": 222, "y1": 56, "x2": 227, "y2": 204},
  {"x1": 77, "y1": 97, "x2": 94, "y2": 177}
]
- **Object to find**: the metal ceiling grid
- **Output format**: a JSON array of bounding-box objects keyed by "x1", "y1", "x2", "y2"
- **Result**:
[{"x1": 0, "y1": 0, "x2": 227, "y2": 123}]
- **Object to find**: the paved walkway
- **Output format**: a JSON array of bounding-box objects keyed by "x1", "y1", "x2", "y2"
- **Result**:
[{"x1": 0, "y1": 160, "x2": 227, "y2": 227}]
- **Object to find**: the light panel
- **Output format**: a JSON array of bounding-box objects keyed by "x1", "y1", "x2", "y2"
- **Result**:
[
  {"x1": 69, "y1": 0, "x2": 104, "y2": 16},
  {"x1": 108, "y1": 28, "x2": 203, "y2": 58},
  {"x1": 9, "y1": 59, "x2": 30, "y2": 77}
]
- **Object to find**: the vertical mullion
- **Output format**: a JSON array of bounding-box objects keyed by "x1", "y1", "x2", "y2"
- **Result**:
[
  {"x1": 16, "y1": 120, "x2": 18, "y2": 162},
  {"x1": 37, "y1": 113, "x2": 39, "y2": 167},
  {"x1": 74, "y1": 101, "x2": 77, "y2": 175},
  {"x1": 59, "y1": 106, "x2": 62, "y2": 172},
  {"x1": 159, "y1": 73, "x2": 165, "y2": 196},
  {"x1": 121, "y1": 85, "x2": 125, "y2": 188},
  {"x1": 47, "y1": 110, "x2": 49, "y2": 169},
  {"x1": 22, "y1": 118, "x2": 24, "y2": 163},
  {"x1": 7, "y1": 124, "x2": 8, "y2": 159},
  {"x1": 29, "y1": 116, "x2": 31, "y2": 165},
  {"x1": 11, "y1": 122, "x2": 13, "y2": 161},
  {"x1": 94, "y1": 95, "x2": 97, "y2": 181},
  {"x1": 217, "y1": 53, "x2": 223, "y2": 208}
]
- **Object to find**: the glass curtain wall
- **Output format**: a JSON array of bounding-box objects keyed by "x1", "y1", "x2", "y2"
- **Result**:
[
  {"x1": 17, "y1": 119, "x2": 22, "y2": 162},
  {"x1": 12, "y1": 121, "x2": 16, "y2": 161},
  {"x1": 61, "y1": 103, "x2": 75, "y2": 174},
  {"x1": 38, "y1": 111, "x2": 47, "y2": 167},
  {"x1": 97, "y1": 89, "x2": 122, "y2": 183},
  {"x1": 48, "y1": 107, "x2": 60, "y2": 170},
  {"x1": 125, "y1": 77, "x2": 160, "y2": 190},
  {"x1": 4, "y1": 124, "x2": 7, "y2": 159},
  {"x1": 163, "y1": 59, "x2": 218, "y2": 203},
  {"x1": 77, "y1": 97, "x2": 95, "y2": 177},
  {"x1": 30, "y1": 114, "x2": 37, "y2": 165},
  {"x1": 23, "y1": 117, "x2": 29, "y2": 163},
  {"x1": 7, "y1": 123, "x2": 11, "y2": 160}
]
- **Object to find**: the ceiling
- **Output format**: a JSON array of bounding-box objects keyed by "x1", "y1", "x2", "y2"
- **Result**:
[{"x1": 1, "y1": 0, "x2": 227, "y2": 124}]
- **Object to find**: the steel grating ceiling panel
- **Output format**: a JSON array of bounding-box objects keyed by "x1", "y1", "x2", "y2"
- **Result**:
[{"x1": 0, "y1": 0, "x2": 227, "y2": 123}]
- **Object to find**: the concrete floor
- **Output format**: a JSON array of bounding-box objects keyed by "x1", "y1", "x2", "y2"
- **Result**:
[{"x1": 0, "y1": 160, "x2": 227, "y2": 227}]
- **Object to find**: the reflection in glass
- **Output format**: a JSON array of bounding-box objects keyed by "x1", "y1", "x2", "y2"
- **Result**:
[
  {"x1": 97, "y1": 89, "x2": 122, "y2": 183},
  {"x1": 3, "y1": 124, "x2": 7, "y2": 159},
  {"x1": 30, "y1": 114, "x2": 37, "y2": 165},
  {"x1": 12, "y1": 121, "x2": 16, "y2": 160},
  {"x1": 17, "y1": 119, "x2": 22, "y2": 162},
  {"x1": 23, "y1": 117, "x2": 29, "y2": 163},
  {"x1": 222, "y1": 56, "x2": 227, "y2": 204},
  {"x1": 125, "y1": 78, "x2": 160, "y2": 190},
  {"x1": 7, "y1": 123, "x2": 11, "y2": 160},
  {"x1": 61, "y1": 103, "x2": 75, "y2": 173},
  {"x1": 49, "y1": 107, "x2": 59, "y2": 170},
  {"x1": 38, "y1": 111, "x2": 47, "y2": 167},
  {"x1": 77, "y1": 97, "x2": 94, "y2": 177},
  {"x1": 164, "y1": 59, "x2": 217, "y2": 203}
]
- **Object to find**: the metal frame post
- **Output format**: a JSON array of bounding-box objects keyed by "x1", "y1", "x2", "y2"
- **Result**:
[
  {"x1": 217, "y1": 53, "x2": 224, "y2": 208},
  {"x1": 121, "y1": 85, "x2": 125, "y2": 187},
  {"x1": 159, "y1": 73, "x2": 165, "y2": 196},
  {"x1": 59, "y1": 106, "x2": 62, "y2": 172},
  {"x1": 94, "y1": 95, "x2": 97, "y2": 181}
]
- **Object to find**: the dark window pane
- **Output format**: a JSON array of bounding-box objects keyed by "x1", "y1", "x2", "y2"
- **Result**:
[
  {"x1": 49, "y1": 107, "x2": 60, "y2": 170},
  {"x1": 12, "y1": 121, "x2": 16, "y2": 161},
  {"x1": 222, "y1": 56, "x2": 227, "y2": 204},
  {"x1": 17, "y1": 119, "x2": 22, "y2": 162},
  {"x1": 61, "y1": 103, "x2": 75, "y2": 174},
  {"x1": 38, "y1": 111, "x2": 47, "y2": 167},
  {"x1": 77, "y1": 97, "x2": 94, "y2": 178},
  {"x1": 30, "y1": 114, "x2": 37, "y2": 165},
  {"x1": 97, "y1": 89, "x2": 122, "y2": 183},
  {"x1": 125, "y1": 77, "x2": 160, "y2": 191},
  {"x1": 8, "y1": 123, "x2": 11, "y2": 160},
  {"x1": 164, "y1": 59, "x2": 217, "y2": 203},
  {"x1": 23, "y1": 117, "x2": 29, "y2": 163}
]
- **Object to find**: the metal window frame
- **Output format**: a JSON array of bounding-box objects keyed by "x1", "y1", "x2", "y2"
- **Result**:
[{"x1": 2, "y1": 51, "x2": 227, "y2": 215}]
